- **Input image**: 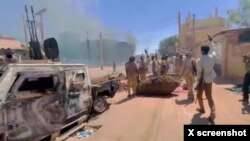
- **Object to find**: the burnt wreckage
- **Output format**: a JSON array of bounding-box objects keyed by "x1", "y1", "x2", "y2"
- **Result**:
[{"x1": 0, "y1": 6, "x2": 119, "y2": 141}]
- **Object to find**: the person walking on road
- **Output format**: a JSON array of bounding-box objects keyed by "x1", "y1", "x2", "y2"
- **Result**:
[
  {"x1": 181, "y1": 51, "x2": 196, "y2": 101},
  {"x1": 240, "y1": 54, "x2": 250, "y2": 104},
  {"x1": 125, "y1": 56, "x2": 139, "y2": 98},
  {"x1": 196, "y1": 45, "x2": 217, "y2": 123}
]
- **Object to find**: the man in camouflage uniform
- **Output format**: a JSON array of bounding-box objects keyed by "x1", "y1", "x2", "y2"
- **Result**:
[
  {"x1": 138, "y1": 56, "x2": 148, "y2": 81},
  {"x1": 160, "y1": 56, "x2": 169, "y2": 75},
  {"x1": 181, "y1": 51, "x2": 196, "y2": 101},
  {"x1": 175, "y1": 54, "x2": 184, "y2": 76},
  {"x1": 125, "y1": 56, "x2": 139, "y2": 98}
]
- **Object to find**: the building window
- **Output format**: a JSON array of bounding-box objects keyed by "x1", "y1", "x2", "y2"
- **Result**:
[{"x1": 238, "y1": 31, "x2": 250, "y2": 43}]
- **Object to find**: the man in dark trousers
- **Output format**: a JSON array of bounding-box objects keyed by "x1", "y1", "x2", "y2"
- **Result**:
[
  {"x1": 196, "y1": 45, "x2": 217, "y2": 123},
  {"x1": 240, "y1": 54, "x2": 250, "y2": 104}
]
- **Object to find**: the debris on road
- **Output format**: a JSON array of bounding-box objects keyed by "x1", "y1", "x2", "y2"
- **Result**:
[
  {"x1": 225, "y1": 84, "x2": 242, "y2": 93},
  {"x1": 137, "y1": 75, "x2": 180, "y2": 95},
  {"x1": 75, "y1": 125, "x2": 102, "y2": 139},
  {"x1": 76, "y1": 130, "x2": 94, "y2": 138}
]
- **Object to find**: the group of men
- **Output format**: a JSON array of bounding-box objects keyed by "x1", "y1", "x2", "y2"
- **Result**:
[
  {"x1": 125, "y1": 45, "x2": 218, "y2": 123},
  {"x1": 125, "y1": 52, "x2": 170, "y2": 98}
]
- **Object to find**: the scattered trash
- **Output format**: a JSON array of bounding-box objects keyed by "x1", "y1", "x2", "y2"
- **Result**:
[
  {"x1": 76, "y1": 129, "x2": 94, "y2": 138},
  {"x1": 226, "y1": 84, "x2": 242, "y2": 93},
  {"x1": 75, "y1": 125, "x2": 102, "y2": 139}
]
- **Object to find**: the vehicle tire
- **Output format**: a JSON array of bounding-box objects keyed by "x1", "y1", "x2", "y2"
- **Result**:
[{"x1": 93, "y1": 96, "x2": 108, "y2": 114}]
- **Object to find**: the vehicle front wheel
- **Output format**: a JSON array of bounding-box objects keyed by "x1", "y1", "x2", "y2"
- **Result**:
[{"x1": 93, "y1": 97, "x2": 108, "y2": 114}]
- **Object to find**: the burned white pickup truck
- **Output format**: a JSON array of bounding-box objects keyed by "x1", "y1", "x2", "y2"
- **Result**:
[{"x1": 0, "y1": 63, "x2": 119, "y2": 141}]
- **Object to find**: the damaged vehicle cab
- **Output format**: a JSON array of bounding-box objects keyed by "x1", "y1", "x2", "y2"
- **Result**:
[{"x1": 0, "y1": 63, "x2": 93, "y2": 141}]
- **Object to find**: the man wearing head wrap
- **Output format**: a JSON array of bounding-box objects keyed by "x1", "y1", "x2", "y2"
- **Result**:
[
  {"x1": 181, "y1": 51, "x2": 196, "y2": 101},
  {"x1": 125, "y1": 56, "x2": 139, "y2": 97}
]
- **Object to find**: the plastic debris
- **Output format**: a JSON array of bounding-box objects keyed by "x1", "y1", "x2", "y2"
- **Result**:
[{"x1": 76, "y1": 129, "x2": 94, "y2": 138}]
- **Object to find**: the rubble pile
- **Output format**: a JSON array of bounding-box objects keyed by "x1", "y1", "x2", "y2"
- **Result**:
[{"x1": 138, "y1": 75, "x2": 180, "y2": 94}]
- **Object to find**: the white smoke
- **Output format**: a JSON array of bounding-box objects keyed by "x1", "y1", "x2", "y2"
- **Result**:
[{"x1": 30, "y1": 0, "x2": 119, "y2": 39}]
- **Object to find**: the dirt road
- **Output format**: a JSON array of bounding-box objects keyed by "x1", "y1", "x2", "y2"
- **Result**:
[{"x1": 67, "y1": 78, "x2": 250, "y2": 141}]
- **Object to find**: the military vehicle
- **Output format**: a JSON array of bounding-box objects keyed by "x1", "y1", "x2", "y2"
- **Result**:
[{"x1": 0, "y1": 6, "x2": 120, "y2": 140}]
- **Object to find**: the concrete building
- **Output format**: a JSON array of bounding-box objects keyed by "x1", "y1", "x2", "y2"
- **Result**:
[
  {"x1": 179, "y1": 8, "x2": 227, "y2": 58},
  {"x1": 212, "y1": 28, "x2": 250, "y2": 82},
  {"x1": 0, "y1": 37, "x2": 29, "y2": 60}
]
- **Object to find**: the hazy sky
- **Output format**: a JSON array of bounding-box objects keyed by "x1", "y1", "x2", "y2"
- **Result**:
[{"x1": 0, "y1": 0, "x2": 239, "y2": 54}]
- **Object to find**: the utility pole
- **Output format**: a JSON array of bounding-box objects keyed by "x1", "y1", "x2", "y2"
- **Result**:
[
  {"x1": 86, "y1": 31, "x2": 90, "y2": 63},
  {"x1": 23, "y1": 15, "x2": 28, "y2": 46},
  {"x1": 100, "y1": 32, "x2": 104, "y2": 70},
  {"x1": 192, "y1": 14, "x2": 196, "y2": 51},
  {"x1": 178, "y1": 12, "x2": 181, "y2": 53},
  {"x1": 35, "y1": 8, "x2": 46, "y2": 42}
]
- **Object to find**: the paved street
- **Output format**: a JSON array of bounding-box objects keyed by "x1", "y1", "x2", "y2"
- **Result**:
[{"x1": 67, "y1": 77, "x2": 250, "y2": 141}]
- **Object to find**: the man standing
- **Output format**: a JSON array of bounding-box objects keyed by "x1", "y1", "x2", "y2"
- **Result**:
[
  {"x1": 160, "y1": 56, "x2": 169, "y2": 75},
  {"x1": 240, "y1": 54, "x2": 250, "y2": 104},
  {"x1": 181, "y1": 51, "x2": 196, "y2": 101},
  {"x1": 175, "y1": 54, "x2": 184, "y2": 76},
  {"x1": 139, "y1": 56, "x2": 148, "y2": 81},
  {"x1": 125, "y1": 56, "x2": 139, "y2": 98},
  {"x1": 196, "y1": 45, "x2": 217, "y2": 123}
]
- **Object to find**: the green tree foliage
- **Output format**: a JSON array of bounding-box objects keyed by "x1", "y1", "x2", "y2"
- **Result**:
[
  {"x1": 227, "y1": 0, "x2": 250, "y2": 28},
  {"x1": 158, "y1": 35, "x2": 178, "y2": 56}
]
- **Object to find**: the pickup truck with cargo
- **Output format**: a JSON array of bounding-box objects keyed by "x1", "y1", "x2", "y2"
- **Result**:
[{"x1": 0, "y1": 63, "x2": 119, "y2": 141}]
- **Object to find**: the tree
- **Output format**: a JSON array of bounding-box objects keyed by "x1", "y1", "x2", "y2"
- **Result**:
[
  {"x1": 158, "y1": 35, "x2": 178, "y2": 56},
  {"x1": 227, "y1": 0, "x2": 250, "y2": 28}
]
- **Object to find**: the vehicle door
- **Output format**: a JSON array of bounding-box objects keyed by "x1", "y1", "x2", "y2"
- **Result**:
[
  {"x1": 5, "y1": 71, "x2": 67, "y2": 141},
  {"x1": 64, "y1": 69, "x2": 92, "y2": 120}
]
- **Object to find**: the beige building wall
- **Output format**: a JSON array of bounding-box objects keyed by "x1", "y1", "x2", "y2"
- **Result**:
[
  {"x1": 213, "y1": 29, "x2": 250, "y2": 83},
  {"x1": 180, "y1": 12, "x2": 227, "y2": 58}
]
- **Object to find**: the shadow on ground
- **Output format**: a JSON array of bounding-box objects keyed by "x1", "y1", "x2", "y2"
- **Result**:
[
  {"x1": 242, "y1": 102, "x2": 250, "y2": 114},
  {"x1": 138, "y1": 93, "x2": 178, "y2": 99},
  {"x1": 190, "y1": 113, "x2": 212, "y2": 125},
  {"x1": 175, "y1": 98, "x2": 195, "y2": 106},
  {"x1": 115, "y1": 96, "x2": 135, "y2": 105}
]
